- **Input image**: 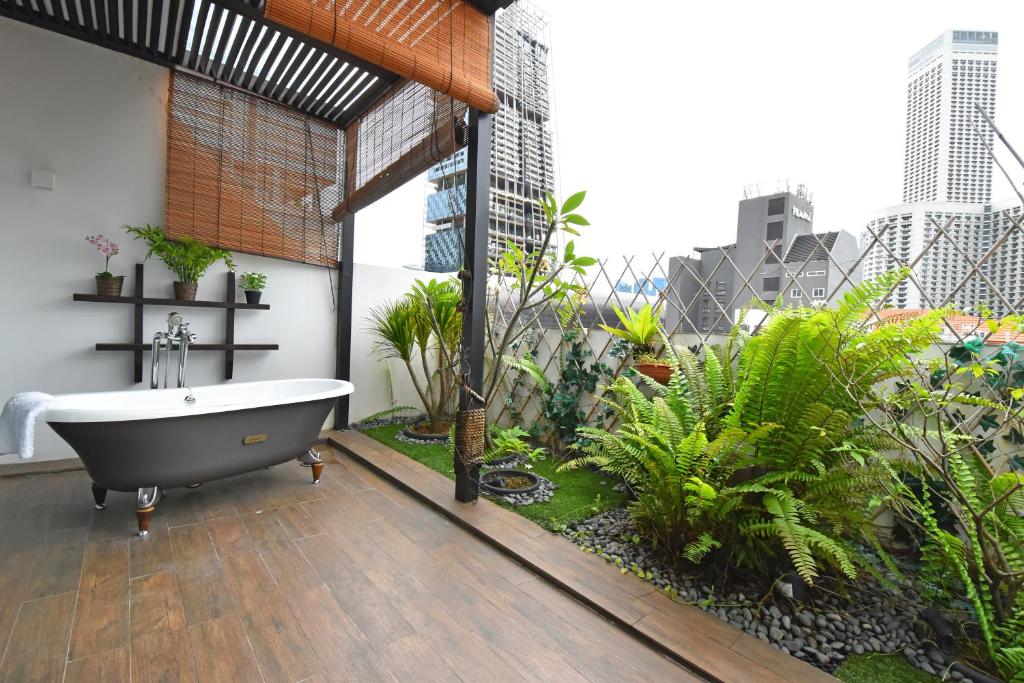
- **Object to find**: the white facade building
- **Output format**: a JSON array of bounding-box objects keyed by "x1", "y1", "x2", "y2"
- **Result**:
[
  {"x1": 862, "y1": 30, "x2": 1024, "y2": 317},
  {"x1": 903, "y1": 30, "x2": 998, "y2": 204}
]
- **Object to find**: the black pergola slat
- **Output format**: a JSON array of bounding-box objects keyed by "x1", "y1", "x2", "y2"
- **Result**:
[
  {"x1": 235, "y1": 22, "x2": 271, "y2": 86},
  {"x1": 82, "y1": 0, "x2": 97, "y2": 34},
  {"x1": 220, "y1": 15, "x2": 251, "y2": 80},
  {"x1": 104, "y1": 0, "x2": 118, "y2": 41},
  {"x1": 146, "y1": 0, "x2": 160, "y2": 52},
  {"x1": 0, "y1": 0, "x2": 405, "y2": 127},
  {"x1": 313, "y1": 64, "x2": 354, "y2": 117},
  {"x1": 207, "y1": 10, "x2": 236, "y2": 77},
  {"x1": 282, "y1": 50, "x2": 324, "y2": 106},
  {"x1": 198, "y1": 4, "x2": 228, "y2": 74},
  {"x1": 121, "y1": 0, "x2": 133, "y2": 44},
  {"x1": 260, "y1": 32, "x2": 297, "y2": 95},
  {"x1": 185, "y1": 0, "x2": 212, "y2": 70},
  {"x1": 171, "y1": 0, "x2": 192, "y2": 59},
  {"x1": 267, "y1": 40, "x2": 304, "y2": 100},
  {"x1": 250, "y1": 28, "x2": 285, "y2": 93},
  {"x1": 294, "y1": 54, "x2": 336, "y2": 110},
  {"x1": 136, "y1": 0, "x2": 148, "y2": 49}
]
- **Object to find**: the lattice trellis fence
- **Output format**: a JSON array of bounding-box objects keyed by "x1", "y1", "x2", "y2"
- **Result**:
[{"x1": 485, "y1": 209, "x2": 1024, "y2": 471}]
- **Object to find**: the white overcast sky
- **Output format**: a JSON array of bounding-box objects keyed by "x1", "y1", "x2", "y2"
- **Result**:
[{"x1": 353, "y1": 0, "x2": 1024, "y2": 269}]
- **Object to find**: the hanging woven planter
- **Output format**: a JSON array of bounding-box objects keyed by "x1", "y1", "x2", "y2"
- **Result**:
[
  {"x1": 453, "y1": 407, "x2": 485, "y2": 502},
  {"x1": 453, "y1": 408, "x2": 486, "y2": 470}
]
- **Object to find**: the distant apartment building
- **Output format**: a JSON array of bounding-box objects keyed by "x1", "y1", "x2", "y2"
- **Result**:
[
  {"x1": 861, "y1": 30, "x2": 1023, "y2": 316},
  {"x1": 666, "y1": 188, "x2": 860, "y2": 334},
  {"x1": 423, "y1": 3, "x2": 553, "y2": 272}
]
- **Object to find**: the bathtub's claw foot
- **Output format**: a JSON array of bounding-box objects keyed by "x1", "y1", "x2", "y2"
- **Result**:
[
  {"x1": 91, "y1": 484, "x2": 107, "y2": 510},
  {"x1": 298, "y1": 448, "x2": 324, "y2": 484},
  {"x1": 136, "y1": 508, "x2": 154, "y2": 536},
  {"x1": 135, "y1": 486, "x2": 159, "y2": 537}
]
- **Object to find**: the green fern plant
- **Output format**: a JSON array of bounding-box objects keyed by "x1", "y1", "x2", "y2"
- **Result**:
[
  {"x1": 564, "y1": 271, "x2": 946, "y2": 584},
  {"x1": 891, "y1": 461, "x2": 1024, "y2": 681}
]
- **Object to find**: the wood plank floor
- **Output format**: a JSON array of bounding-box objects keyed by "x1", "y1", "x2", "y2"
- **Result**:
[
  {"x1": 328, "y1": 431, "x2": 838, "y2": 683},
  {"x1": 0, "y1": 450, "x2": 696, "y2": 682}
]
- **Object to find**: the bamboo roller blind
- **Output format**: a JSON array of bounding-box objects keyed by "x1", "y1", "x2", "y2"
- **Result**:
[
  {"x1": 333, "y1": 80, "x2": 467, "y2": 219},
  {"x1": 263, "y1": 0, "x2": 498, "y2": 114},
  {"x1": 166, "y1": 72, "x2": 342, "y2": 266}
]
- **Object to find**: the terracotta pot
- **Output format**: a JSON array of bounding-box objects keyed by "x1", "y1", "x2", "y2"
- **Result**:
[
  {"x1": 244, "y1": 290, "x2": 262, "y2": 305},
  {"x1": 95, "y1": 275, "x2": 125, "y2": 297},
  {"x1": 635, "y1": 362, "x2": 672, "y2": 384},
  {"x1": 174, "y1": 281, "x2": 198, "y2": 301}
]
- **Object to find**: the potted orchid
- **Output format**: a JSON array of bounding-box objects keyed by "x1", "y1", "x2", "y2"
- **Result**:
[{"x1": 86, "y1": 234, "x2": 124, "y2": 296}]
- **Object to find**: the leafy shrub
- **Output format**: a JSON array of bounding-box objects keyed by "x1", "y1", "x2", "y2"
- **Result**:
[
  {"x1": 504, "y1": 329, "x2": 611, "y2": 456},
  {"x1": 485, "y1": 425, "x2": 546, "y2": 463},
  {"x1": 123, "y1": 224, "x2": 234, "y2": 282},
  {"x1": 880, "y1": 311, "x2": 1024, "y2": 681},
  {"x1": 565, "y1": 271, "x2": 947, "y2": 584}
]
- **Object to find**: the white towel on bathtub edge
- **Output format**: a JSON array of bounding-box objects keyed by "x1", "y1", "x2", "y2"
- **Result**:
[{"x1": 0, "y1": 392, "x2": 54, "y2": 459}]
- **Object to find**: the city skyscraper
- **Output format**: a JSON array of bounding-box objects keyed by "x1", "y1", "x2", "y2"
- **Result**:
[
  {"x1": 423, "y1": 3, "x2": 553, "y2": 272},
  {"x1": 903, "y1": 30, "x2": 998, "y2": 204},
  {"x1": 861, "y1": 30, "x2": 1024, "y2": 316}
]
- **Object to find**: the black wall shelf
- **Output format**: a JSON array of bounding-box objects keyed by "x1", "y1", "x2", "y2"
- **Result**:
[{"x1": 74, "y1": 264, "x2": 277, "y2": 382}]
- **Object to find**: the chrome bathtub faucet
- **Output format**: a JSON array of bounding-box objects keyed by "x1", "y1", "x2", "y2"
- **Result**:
[{"x1": 151, "y1": 312, "x2": 197, "y2": 389}]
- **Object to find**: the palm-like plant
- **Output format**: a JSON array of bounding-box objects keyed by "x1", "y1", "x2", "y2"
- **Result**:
[{"x1": 367, "y1": 278, "x2": 461, "y2": 433}]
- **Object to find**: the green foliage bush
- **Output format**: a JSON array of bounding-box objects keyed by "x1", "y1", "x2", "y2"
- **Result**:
[
  {"x1": 564, "y1": 270, "x2": 946, "y2": 584},
  {"x1": 123, "y1": 224, "x2": 234, "y2": 282},
  {"x1": 881, "y1": 313, "x2": 1024, "y2": 681}
]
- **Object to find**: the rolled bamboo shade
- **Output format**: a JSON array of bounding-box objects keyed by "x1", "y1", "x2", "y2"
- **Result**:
[
  {"x1": 166, "y1": 72, "x2": 342, "y2": 267},
  {"x1": 263, "y1": 0, "x2": 498, "y2": 114},
  {"x1": 333, "y1": 80, "x2": 467, "y2": 219}
]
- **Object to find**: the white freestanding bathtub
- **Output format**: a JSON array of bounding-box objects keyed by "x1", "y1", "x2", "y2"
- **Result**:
[{"x1": 45, "y1": 378, "x2": 353, "y2": 535}]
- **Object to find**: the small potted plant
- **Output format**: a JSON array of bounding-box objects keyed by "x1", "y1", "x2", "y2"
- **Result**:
[
  {"x1": 86, "y1": 234, "x2": 124, "y2": 296},
  {"x1": 123, "y1": 225, "x2": 234, "y2": 301},
  {"x1": 599, "y1": 303, "x2": 672, "y2": 383},
  {"x1": 238, "y1": 272, "x2": 267, "y2": 305}
]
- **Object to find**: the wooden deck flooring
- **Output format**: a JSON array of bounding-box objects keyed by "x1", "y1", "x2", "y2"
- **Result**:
[
  {"x1": 328, "y1": 430, "x2": 838, "y2": 683},
  {"x1": 0, "y1": 449, "x2": 697, "y2": 682}
]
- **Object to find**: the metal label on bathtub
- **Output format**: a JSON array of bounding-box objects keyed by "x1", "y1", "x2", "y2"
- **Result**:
[{"x1": 243, "y1": 433, "x2": 268, "y2": 445}]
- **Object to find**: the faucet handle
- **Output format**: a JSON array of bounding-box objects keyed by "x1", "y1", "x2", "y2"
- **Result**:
[{"x1": 179, "y1": 321, "x2": 197, "y2": 343}]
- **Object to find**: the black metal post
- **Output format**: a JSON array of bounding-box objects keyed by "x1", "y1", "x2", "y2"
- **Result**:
[
  {"x1": 334, "y1": 212, "x2": 355, "y2": 429},
  {"x1": 455, "y1": 107, "x2": 491, "y2": 503}
]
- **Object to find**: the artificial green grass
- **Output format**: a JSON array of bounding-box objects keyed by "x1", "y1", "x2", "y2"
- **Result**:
[
  {"x1": 360, "y1": 423, "x2": 626, "y2": 529},
  {"x1": 834, "y1": 654, "x2": 938, "y2": 683}
]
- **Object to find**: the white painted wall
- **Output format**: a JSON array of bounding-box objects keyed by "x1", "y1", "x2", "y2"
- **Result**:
[{"x1": 0, "y1": 19, "x2": 424, "y2": 463}]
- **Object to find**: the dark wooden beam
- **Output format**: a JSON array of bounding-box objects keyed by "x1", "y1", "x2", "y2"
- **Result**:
[
  {"x1": 454, "y1": 107, "x2": 491, "y2": 503},
  {"x1": 334, "y1": 212, "x2": 355, "y2": 429}
]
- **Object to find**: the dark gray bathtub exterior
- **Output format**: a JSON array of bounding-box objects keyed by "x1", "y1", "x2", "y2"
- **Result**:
[{"x1": 49, "y1": 397, "x2": 335, "y2": 491}]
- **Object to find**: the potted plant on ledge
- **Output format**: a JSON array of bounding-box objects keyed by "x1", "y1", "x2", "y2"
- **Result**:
[
  {"x1": 86, "y1": 234, "x2": 123, "y2": 296},
  {"x1": 239, "y1": 272, "x2": 267, "y2": 305},
  {"x1": 123, "y1": 225, "x2": 234, "y2": 301},
  {"x1": 599, "y1": 303, "x2": 672, "y2": 383}
]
